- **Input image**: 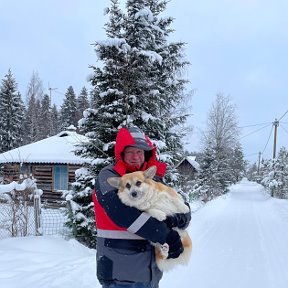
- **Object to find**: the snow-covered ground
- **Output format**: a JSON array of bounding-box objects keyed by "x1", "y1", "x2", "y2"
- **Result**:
[{"x1": 1, "y1": 178, "x2": 288, "y2": 288}]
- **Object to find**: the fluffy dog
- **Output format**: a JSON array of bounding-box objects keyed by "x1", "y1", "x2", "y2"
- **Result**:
[{"x1": 107, "y1": 166, "x2": 192, "y2": 272}]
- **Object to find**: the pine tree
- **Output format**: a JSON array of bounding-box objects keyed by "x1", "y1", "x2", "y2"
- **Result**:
[
  {"x1": 191, "y1": 146, "x2": 223, "y2": 202},
  {"x1": 60, "y1": 86, "x2": 78, "y2": 130},
  {"x1": 82, "y1": 0, "x2": 189, "y2": 172},
  {"x1": 76, "y1": 87, "x2": 90, "y2": 125},
  {"x1": 23, "y1": 93, "x2": 39, "y2": 145},
  {"x1": 0, "y1": 69, "x2": 25, "y2": 153},
  {"x1": 51, "y1": 104, "x2": 60, "y2": 136},
  {"x1": 38, "y1": 94, "x2": 52, "y2": 139},
  {"x1": 69, "y1": 0, "x2": 190, "y2": 247},
  {"x1": 123, "y1": 0, "x2": 190, "y2": 168},
  {"x1": 229, "y1": 144, "x2": 246, "y2": 183},
  {"x1": 261, "y1": 147, "x2": 288, "y2": 198}
]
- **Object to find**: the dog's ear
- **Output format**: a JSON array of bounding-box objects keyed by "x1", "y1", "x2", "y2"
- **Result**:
[
  {"x1": 107, "y1": 177, "x2": 121, "y2": 188},
  {"x1": 144, "y1": 166, "x2": 157, "y2": 179}
]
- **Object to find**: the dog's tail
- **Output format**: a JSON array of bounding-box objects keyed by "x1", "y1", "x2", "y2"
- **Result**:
[{"x1": 155, "y1": 230, "x2": 192, "y2": 272}]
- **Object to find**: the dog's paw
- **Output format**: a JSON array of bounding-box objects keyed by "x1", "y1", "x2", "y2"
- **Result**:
[
  {"x1": 160, "y1": 243, "x2": 169, "y2": 259},
  {"x1": 148, "y1": 209, "x2": 167, "y2": 221}
]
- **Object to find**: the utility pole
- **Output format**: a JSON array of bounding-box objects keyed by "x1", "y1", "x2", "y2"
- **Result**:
[
  {"x1": 257, "y1": 152, "x2": 261, "y2": 174},
  {"x1": 273, "y1": 118, "x2": 279, "y2": 159},
  {"x1": 48, "y1": 86, "x2": 57, "y2": 106}
]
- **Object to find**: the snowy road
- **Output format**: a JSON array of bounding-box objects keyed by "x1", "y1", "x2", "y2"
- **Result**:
[{"x1": 162, "y1": 179, "x2": 288, "y2": 288}]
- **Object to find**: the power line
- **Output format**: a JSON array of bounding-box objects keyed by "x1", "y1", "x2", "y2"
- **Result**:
[
  {"x1": 279, "y1": 123, "x2": 288, "y2": 135},
  {"x1": 278, "y1": 110, "x2": 288, "y2": 121},
  {"x1": 239, "y1": 123, "x2": 272, "y2": 139},
  {"x1": 239, "y1": 122, "x2": 271, "y2": 129},
  {"x1": 54, "y1": 90, "x2": 65, "y2": 96},
  {"x1": 261, "y1": 124, "x2": 274, "y2": 156}
]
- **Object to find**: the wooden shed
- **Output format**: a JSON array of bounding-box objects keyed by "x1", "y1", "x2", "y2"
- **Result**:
[
  {"x1": 175, "y1": 156, "x2": 200, "y2": 180},
  {"x1": 0, "y1": 129, "x2": 89, "y2": 203}
]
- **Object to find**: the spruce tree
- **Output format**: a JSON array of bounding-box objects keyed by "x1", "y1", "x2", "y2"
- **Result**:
[
  {"x1": 261, "y1": 147, "x2": 288, "y2": 198},
  {"x1": 38, "y1": 94, "x2": 52, "y2": 139},
  {"x1": 60, "y1": 86, "x2": 78, "y2": 130},
  {"x1": 23, "y1": 93, "x2": 39, "y2": 145},
  {"x1": 192, "y1": 146, "x2": 221, "y2": 202},
  {"x1": 123, "y1": 0, "x2": 190, "y2": 167},
  {"x1": 82, "y1": 0, "x2": 189, "y2": 172},
  {"x1": 229, "y1": 144, "x2": 246, "y2": 183},
  {"x1": 70, "y1": 0, "x2": 190, "y2": 247},
  {"x1": 76, "y1": 87, "x2": 90, "y2": 125},
  {"x1": 51, "y1": 104, "x2": 60, "y2": 136},
  {"x1": 0, "y1": 69, "x2": 25, "y2": 153}
]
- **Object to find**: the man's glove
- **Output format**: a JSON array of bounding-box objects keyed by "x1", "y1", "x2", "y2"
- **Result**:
[
  {"x1": 165, "y1": 230, "x2": 184, "y2": 259},
  {"x1": 164, "y1": 204, "x2": 191, "y2": 229}
]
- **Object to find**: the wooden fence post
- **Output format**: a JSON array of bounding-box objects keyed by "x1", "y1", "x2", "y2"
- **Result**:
[{"x1": 34, "y1": 194, "x2": 42, "y2": 236}]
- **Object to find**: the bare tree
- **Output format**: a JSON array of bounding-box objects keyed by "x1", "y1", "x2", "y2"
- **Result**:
[
  {"x1": 26, "y1": 71, "x2": 44, "y2": 106},
  {"x1": 202, "y1": 93, "x2": 239, "y2": 151},
  {"x1": 193, "y1": 93, "x2": 245, "y2": 201}
]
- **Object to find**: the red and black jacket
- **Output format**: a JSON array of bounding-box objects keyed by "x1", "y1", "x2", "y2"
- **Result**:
[{"x1": 92, "y1": 126, "x2": 169, "y2": 244}]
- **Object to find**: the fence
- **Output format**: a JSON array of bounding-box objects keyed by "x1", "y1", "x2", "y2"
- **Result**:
[{"x1": 0, "y1": 194, "x2": 71, "y2": 240}]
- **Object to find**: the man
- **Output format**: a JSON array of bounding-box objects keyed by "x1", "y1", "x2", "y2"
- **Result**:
[{"x1": 92, "y1": 126, "x2": 191, "y2": 288}]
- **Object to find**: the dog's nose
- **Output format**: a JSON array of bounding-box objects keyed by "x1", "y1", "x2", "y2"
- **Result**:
[{"x1": 131, "y1": 191, "x2": 138, "y2": 198}]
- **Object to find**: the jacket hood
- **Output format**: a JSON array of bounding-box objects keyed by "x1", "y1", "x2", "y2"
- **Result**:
[
  {"x1": 114, "y1": 126, "x2": 167, "y2": 177},
  {"x1": 115, "y1": 126, "x2": 154, "y2": 161}
]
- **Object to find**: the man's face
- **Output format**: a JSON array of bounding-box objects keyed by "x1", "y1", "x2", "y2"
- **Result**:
[{"x1": 123, "y1": 147, "x2": 145, "y2": 167}]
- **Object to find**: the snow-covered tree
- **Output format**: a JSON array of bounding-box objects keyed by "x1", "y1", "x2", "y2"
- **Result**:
[
  {"x1": 261, "y1": 147, "x2": 288, "y2": 198},
  {"x1": 191, "y1": 146, "x2": 225, "y2": 202},
  {"x1": 50, "y1": 104, "x2": 60, "y2": 136},
  {"x1": 192, "y1": 94, "x2": 244, "y2": 200},
  {"x1": 76, "y1": 87, "x2": 90, "y2": 125},
  {"x1": 60, "y1": 86, "x2": 78, "y2": 130},
  {"x1": 229, "y1": 143, "x2": 246, "y2": 183},
  {"x1": 0, "y1": 69, "x2": 25, "y2": 152},
  {"x1": 23, "y1": 94, "x2": 39, "y2": 144},
  {"x1": 246, "y1": 162, "x2": 258, "y2": 181},
  {"x1": 25, "y1": 71, "x2": 44, "y2": 105},
  {"x1": 38, "y1": 94, "x2": 53, "y2": 139},
  {"x1": 70, "y1": 0, "x2": 190, "y2": 247},
  {"x1": 81, "y1": 0, "x2": 189, "y2": 172}
]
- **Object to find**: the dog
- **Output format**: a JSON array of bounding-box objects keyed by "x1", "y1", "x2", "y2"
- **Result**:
[{"x1": 107, "y1": 165, "x2": 192, "y2": 272}]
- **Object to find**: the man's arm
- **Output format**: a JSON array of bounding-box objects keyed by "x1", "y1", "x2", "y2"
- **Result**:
[{"x1": 95, "y1": 167, "x2": 170, "y2": 244}]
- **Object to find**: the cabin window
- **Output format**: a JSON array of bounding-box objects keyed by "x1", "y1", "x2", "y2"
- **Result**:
[
  {"x1": 53, "y1": 165, "x2": 68, "y2": 190},
  {"x1": 20, "y1": 163, "x2": 31, "y2": 176}
]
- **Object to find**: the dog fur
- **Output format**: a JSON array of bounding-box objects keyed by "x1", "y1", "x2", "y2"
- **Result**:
[{"x1": 107, "y1": 166, "x2": 192, "y2": 272}]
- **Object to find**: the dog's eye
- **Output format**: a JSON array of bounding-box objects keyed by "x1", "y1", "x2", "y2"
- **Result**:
[
  {"x1": 135, "y1": 181, "x2": 142, "y2": 187},
  {"x1": 126, "y1": 183, "x2": 131, "y2": 189}
]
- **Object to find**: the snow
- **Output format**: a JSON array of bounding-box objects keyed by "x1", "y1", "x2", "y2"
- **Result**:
[
  {"x1": 0, "y1": 178, "x2": 37, "y2": 194},
  {"x1": 0, "y1": 130, "x2": 89, "y2": 165},
  {"x1": 174, "y1": 155, "x2": 200, "y2": 172},
  {"x1": 1, "y1": 179, "x2": 288, "y2": 288}
]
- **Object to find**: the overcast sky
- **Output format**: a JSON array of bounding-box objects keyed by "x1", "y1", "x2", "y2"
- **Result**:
[{"x1": 1, "y1": 0, "x2": 288, "y2": 164}]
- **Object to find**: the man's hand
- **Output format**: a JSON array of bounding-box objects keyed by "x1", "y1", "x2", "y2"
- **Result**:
[
  {"x1": 165, "y1": 230, "x2": 184, "y2": 259},
  {"x1": 164, "y1": 205, "x2": 191, "y2": 229}
]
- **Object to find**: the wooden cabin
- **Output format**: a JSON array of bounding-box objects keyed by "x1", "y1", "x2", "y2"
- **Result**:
[
  {"x1": 175, "y1": 156, "x2": 200, "y2": 180},
  {"x1": 173, "y1": 156, "x2": 200, "y2": 194},
  {"x1": 0, "y1": 129, "x2": 89, "y2": 203}
]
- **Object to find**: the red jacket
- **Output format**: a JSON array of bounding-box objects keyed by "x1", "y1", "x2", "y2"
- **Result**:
[
  {"x1": 93, "y1": 126, "x2": 167, "y2": 236},
  {"x1": 93, "y1": 126, "x2": 169, "y2": 285}
]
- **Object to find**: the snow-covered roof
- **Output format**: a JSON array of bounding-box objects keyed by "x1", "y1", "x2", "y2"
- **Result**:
[
  {"x1": 175, "y1": 155, "x2": 200, "y2": 171},
  {"x1": 0, "y1": 131, "x2": 89, "y2": 165}
]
